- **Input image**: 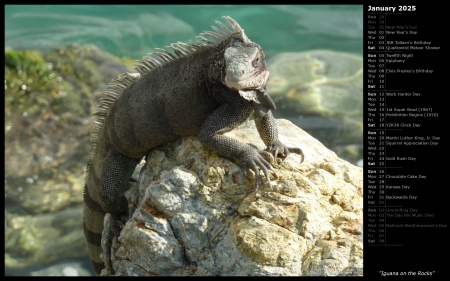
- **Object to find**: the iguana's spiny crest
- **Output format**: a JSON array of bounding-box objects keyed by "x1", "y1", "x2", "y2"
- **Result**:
[{"x1": 88, "y1": 16, "x2": 265, "y2": 164}]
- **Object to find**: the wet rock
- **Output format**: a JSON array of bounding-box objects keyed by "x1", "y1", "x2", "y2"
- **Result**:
[
  {"x1": 4, "y1": 44, "x2": 132, "y2": 274},
  {"x1": 267, "y1": 50, "x2": 363, "y2": 164}
]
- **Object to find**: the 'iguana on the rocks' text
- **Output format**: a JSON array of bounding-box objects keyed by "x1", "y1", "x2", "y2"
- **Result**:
[{"x1": 83, "y1": 16, "x2": 303, "y2": 275}]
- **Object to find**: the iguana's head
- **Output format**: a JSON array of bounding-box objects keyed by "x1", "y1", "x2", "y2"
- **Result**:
[
  {"x1": 223, "y1": 42, "x2": 275, "y2": 111},
  {"x1": 224, "y1": 43, "x2": 269, "y2": 92}
]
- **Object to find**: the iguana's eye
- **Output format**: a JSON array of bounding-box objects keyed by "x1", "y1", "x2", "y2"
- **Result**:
[{"x1": 253, "y1": 56, "x2": 261, "y2": 67}]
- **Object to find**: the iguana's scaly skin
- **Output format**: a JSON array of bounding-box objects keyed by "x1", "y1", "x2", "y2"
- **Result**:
[{"x1": 83, "y1": 16, "x2": 303, "y2": 275}]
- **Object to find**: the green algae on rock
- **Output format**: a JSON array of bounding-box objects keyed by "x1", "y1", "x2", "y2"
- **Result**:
[{"x1": 4, "y1": 44, "x2": 132, "y2": 274}]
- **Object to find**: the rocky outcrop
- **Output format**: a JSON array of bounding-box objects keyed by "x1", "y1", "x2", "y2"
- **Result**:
[
  {"x1": 267, "y1": 50, "x2": 363, "y2": 118},
  {"x1": 266, "y1": 50, "x2": 363, "y2": 165},
  {"x1": 103, "y1": 119, "x2": 363, "y2": 276},
  {"x1": 4, "y1": 44, "x2": 132, "y2": 273}
]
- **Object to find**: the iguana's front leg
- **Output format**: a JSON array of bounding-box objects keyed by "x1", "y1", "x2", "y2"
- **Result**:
[
  {"x1": 198, "y1": 99, "x2": 276, "y2": 188},
  {"x1": 253, "y1": 102, "x2": 304, "y2": 164}
]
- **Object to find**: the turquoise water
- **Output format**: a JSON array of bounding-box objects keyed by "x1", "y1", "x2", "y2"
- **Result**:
[{"x1": 5, "y1": 5, "x2": 363, "y2": 59}]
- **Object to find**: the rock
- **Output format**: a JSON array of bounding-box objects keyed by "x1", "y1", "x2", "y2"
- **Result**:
[
  {"x1": 4, "y1": 206, "x2": 87, "y2": 271},
  {"x1": 267, "y1": 50, "x2": 363, "y2": 118},
  {"x1": 5, "y1": 44, "x2": 132, "y2": 215},
  {"x1": 4, "y1": 44, "x2": 132, "y2": 274},
  {"x1": 266, "y1": 50, "x2": 363, "y2": 164},
  {"x1": 103, "y1": 119, "x2": 363, "y2": 276},
  {"x1": 28, "y1": 260, "x2": 92, "y2": 276}
]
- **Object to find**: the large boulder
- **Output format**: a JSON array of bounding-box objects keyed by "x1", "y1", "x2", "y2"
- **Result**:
[{"x1": 103, "y1": 119, "x2": 363, "y2": 276}]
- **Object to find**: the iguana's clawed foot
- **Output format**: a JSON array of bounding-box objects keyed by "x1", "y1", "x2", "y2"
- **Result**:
[
  {"x1": 266, "y1": 140, "x2": 304, "y2": 164},
  {"x1": 241, "y1": 148, "x2": 277, "y2": 190},
  {"x1": 258, "y1": 149, "x2": 275, "y2": 164},
  {"x1": 242, "y1": 142, "x2": 304, "y2": 190},
  {"x1": 287, "y1": 147, "x2": 304, "y2": 163}
]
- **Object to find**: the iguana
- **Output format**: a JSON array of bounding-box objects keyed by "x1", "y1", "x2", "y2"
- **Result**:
[{"x1": 83, "y1": 16, "x2": 304, "y2": 275}]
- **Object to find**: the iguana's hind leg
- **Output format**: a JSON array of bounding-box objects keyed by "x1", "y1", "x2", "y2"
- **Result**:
[{"x1": 100, "y1": 149, "x2": 140, "y2": 274}]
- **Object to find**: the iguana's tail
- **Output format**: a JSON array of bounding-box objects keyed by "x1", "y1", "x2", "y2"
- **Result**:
[
  {"x1": 83, "y1": 184, "x2": 106, "y2": 274},
  {"x1": 83, "y1": 138, "x2": 110, "y2": 275}
]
